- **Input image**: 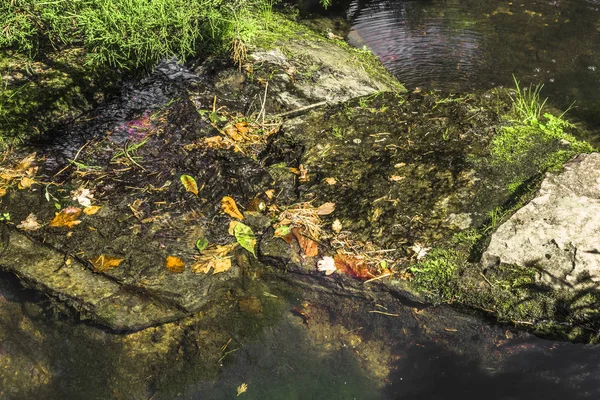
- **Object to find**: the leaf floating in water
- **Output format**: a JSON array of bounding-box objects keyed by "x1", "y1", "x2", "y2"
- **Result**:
[
  {"x1": 49, "y1": 206, "x2": 82, "y2": 228},
  {"x1": 17, "y1": 213, "x2": 41, "y2": 231},
  {"x1": 222, "y1": 196, "x2": 244, "y2": 220},
  {"x1": 166, "y1": 256, "x2": 185, "y2": 273},
  {"x1": 237, "y1": 383, "x2": 248, "y2": 396},
  {"x1": 180, "y1": 174, "x2": 199, "y2": 196},
  {"x1": 89, "y1": 255, "x2": 125, "y2": 272},
  {"x1": 192, "y1": 258, "x2": 232, "y2": 274},
  {"x1": 323, "y1": 177, "x2": 337, "y2": 185},
  {"x1": 316, "y1": 202, "x2": 335, "y2": 215},
  {"x1": 195, "y1": 237, "x2": 209, "y2": 253},
  {"x1": 233, "y1": 222, "x2": 256, "y2": 256},
  {"x1": 71, "y1": 187, "x2": 94, "y2": 207},
  {"x1": 292, "y1": 227, "x2": 319, "y2": 257},
  {"x1": 83, "y1": 205, "x2": 102, "y2": 215}
]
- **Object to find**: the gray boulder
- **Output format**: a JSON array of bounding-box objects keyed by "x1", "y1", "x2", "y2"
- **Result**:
[{"x1": 483, "y1": 153, "x2": 600, "y2": 289}]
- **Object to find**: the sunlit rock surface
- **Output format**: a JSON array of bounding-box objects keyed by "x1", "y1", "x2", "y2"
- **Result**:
[{"x1": 483, "y1": 153, "x2": 600, "y2": 289}]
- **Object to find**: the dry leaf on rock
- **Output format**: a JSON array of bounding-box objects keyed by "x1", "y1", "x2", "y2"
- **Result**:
[
  {"x1": 83, "y1": 205, "x2": 102, "y2": 215},
  {"x1": 316, "y1": 202, "x2": 336, "y2": 215},
  {"x1": 233, "y1": 222, "x2": 256, "y2": 256},
  {"x1": 292, "y1": 227, "x2": 319, "y2": 257},
  {"x1": 192, "y1": 257, "x2": 232, "y2": 274},
  {"x1": 166, "y1": 256, "x2": 185, "y2": 273},
  {"x1": 180, "y1": 174, "x2": 199, "y2": 195},
  {"x1": 50, "y1": 207, "x2": 82, "y2": 228},
  {"x1": 17, "y1": 213, "x2": 41, "y2": 231},
  {"x1": 235, "y1": 122, "x2": 250, "y2": 134},
  {"x1": 334, "y1": 254, "x2": 370, "y2": 279},
  {"x1": 89, "y1": 255, "x2": 125, "y2": 272},
  {"x1": 222, "y1": 196, "x2": 244, "y2": 220}
]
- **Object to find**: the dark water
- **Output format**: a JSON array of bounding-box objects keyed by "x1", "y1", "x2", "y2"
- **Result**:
[{"x1": 347, "y1": 0, "x2": 600, "y2": 130}]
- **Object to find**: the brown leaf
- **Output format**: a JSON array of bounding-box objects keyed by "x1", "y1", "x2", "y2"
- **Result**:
[
  {"x1": 166, "y1": 256, "x2": 185, "y2": 273},
  {"x1": 0, "y1": 187, "x2": 6, "y2": 197},
  {"x1": 191, "y1": 257, "x2": 232, "y2": 274},
  {"x1": 323, "y1": 177, "x2": 337, "y2": 185},
  {"x1": 50, "y1": 207, "x2": 82, "y2": 228},
  {"x1": 90, "y1": 255, "x2": 125, "y2": 272},
  {"x1": 334, "y1": 254, "x2": 370, "y2": 279},
  {"x1": 83, "y1": 205, "x2": 102, "y2": 215},
  {"x1": 298, "y1": 164, "x2": 309, "y2": 182},
  {"x1": 180, "y1": 174, "x2": 199, "y2": 195},
  {"x1": 316, "y1": 202, "x2": 336, "y2": 215},
  {"x1": 292, "y1": 227, "x2": 319, "y2": 257},
  {"x1": 224, "y1": 125, "x2": 244, "y2": 141},
  {"x1": 221, "y1": 196, "x2": 244, "y2": 220}
]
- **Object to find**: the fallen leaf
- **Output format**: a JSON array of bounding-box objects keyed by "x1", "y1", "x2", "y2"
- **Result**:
[
  {"x1": 298, "y1": 164, "x2": 309, "y2": 182},
  {"x1": 222, "y1": 196, "x2": 244, "y2": 220},
  {"x1": 17, "y1": 213, "x2": 41, "y2": 231},
  {"x1": 323, "y1": 177, "x2": 337, "y2": 185},
  {"x1": 316, "y1": 202, "x2": 336, "y2": 215},
  {"x1": 334, "y1": 254, "x2": 370, "y2": 279},
  {"x1": 15, "y1": 153, "x2": 36, "y2": 171},
  {"x1": 228, "y1": 220, "x2": 239, "y2": 235},
  {"x1": 224, "y1": 125, "x2": 244, "y2": 141},
  {"x1": 89, "y1": 255, "x2": 125, "y2": 272},
  {"x1": 0, "y1": 187, "x2": 6, "y2": 197},
  {"x1": 166, "y1": 256, "x2": 185, "y2": 273},
  {"x1": 264, "y1": 189, "x2": 275, "y2": 199},
  {"x1": 192, "y1": 257, "x2": 232, "y2": 274},
  {"x1": 18, "y1": 177, "x2": 35, "y2": 189},
  {"x1": 50, "y1": 207, "x2": 82, "y2": 228},
  {"x1": 331, "y1": 219, "x2": 343, "y2": 233},
  {"x1": 389, "y1": 175, "x2": 405, "y2": 182},
  {"x1": 292, "y1": 227, "x2": 319, "y2": 257},
  {"x1": 195, "y1": 237, "x2": 209, "y2": 253},
  {"x1": 71, "y1": 188, "x2": 94, "y2": 207},
  {"x1": 233, "y1": 222, "x2": 256, "y2": 256},
  {"x1": 235, "y1": 122, "x2": 250, "y2": 134},
  {"x1": 180, "y1": 174, "x2": 199, "y2": 195},
  {"x1": 83, "y1": 205, "x2": 102, "y2": 215},
  {"x1": 317, "y1": 256, "x2": 336, "y2": 275}
]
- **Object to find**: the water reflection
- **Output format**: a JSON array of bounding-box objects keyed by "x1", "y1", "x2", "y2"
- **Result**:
[{"x1": 348, "y1": 0, "x2": 600, "y2": 128}]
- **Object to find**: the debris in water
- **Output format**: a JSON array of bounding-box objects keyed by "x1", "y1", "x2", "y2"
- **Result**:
[
  {"x1": 165, "y1": 256, "x2": 185, "y2": 273},
  {"x1": 317, "y1": 256, "x2": 336, "y2": 275},
  {"x1": 17, "y1": 213, "x2": 41, "y2": 231},
  {"x1": 222, "y1": 196, "x2": 244, "y2": 220},
  {"x1": 49, "y1": 206, "x2": 82, "y2": 228},
  {"x1": 89, "y1": 255, "x2": 125, "y2": 272},
  {"x1": 236, "y1": 383, "x2": 248, "y2": 396},
  {"x1": 180, "y1": 174, "x2": 199, "y2": 195},
  {"x1": 71, "y1": 187, "x2": 94, "y2": 207},
  {"x1": 292, "y1": 227, "x2": 319, "y2": 257}
]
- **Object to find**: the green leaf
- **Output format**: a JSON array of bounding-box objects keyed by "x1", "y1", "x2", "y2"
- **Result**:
[
  {"x1": 233, "y1": 222, "x2": 256, "y2": 257},
  {"x1": 274, "y1": 225, "x2": 291, "y2": 237},
  {"x1": 195, "y1": 237, "x2": 209, "y2": 253}
]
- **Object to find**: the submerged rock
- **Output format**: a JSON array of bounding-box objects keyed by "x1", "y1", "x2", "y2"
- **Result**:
[{"x1": 483, "y1": 153, "x2": 600, "y2": 289}]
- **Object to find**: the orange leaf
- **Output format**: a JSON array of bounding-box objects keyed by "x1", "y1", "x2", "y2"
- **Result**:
[
  {"x1": 224, "y1": 125, "x2": 244, "y2": 141},
  {"x1": 166, "y1": 256, "x2": 185, "y2": 273},
  {"x1": 0, "y1": 187, "x2": 6, "y2": 197},
  {"x1": 180, "y1": 174, "x2": 199, "y2": 195},
  {"x1": 18, "y1": 176, "x2": 35, "y2": 189},
  {"x1": 334, "y1": 254, "x2": 370, "y2": 279},
  {"x1": 83, "y1": 205, "x2": 102, "y2": 215},
  {"x1": 221, "y1": 196, "x2": 244, "y2": 220},
  {"x1": 292, "y1": 227, "x2": 319, "y2": 257},
  {"x1": 89, "y1": 255, "x2": 125, "y2": 272},
  {"x1": 49, "y1": 207, "x2": 82, "y2": 228},
  {"x1": 235, "y1": 122, "x2": 250, "y2": 134}
]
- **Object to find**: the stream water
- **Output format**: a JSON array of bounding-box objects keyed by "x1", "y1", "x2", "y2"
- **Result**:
[
  {"x1": 2, "y1": 2, "x2": 600, "y2": 398},
  {"x1": 347, "y1": 0, "x2": 600, "y2": 133}
]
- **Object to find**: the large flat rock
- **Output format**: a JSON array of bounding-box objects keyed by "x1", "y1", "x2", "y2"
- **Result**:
[{"x1": 483, "y1": 153, "x2": 600, "y2": 289}]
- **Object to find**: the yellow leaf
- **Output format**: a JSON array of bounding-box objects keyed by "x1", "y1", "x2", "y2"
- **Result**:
[
  {"x1": 180, "y1": 174, "x2": 199, "y2": 195},
  {"x1": 228, "y1": 220, "x2": 239, "y2": 235},
  {"x1": 0, "y1": 187, "x2": 6, "y2": 197},
  {"x1": 316, "y1": 202, "x2": 336, "y2": 215},
  {"x1": 89, "y1": 255, "x2": 125, "y2": 272},
  {"x1": 83, "y1": 205, "x2": 102, "y2": 215},
  {"x1": 323, "y1": 177, "x2": 337, "y2": 185},
  {"x1": 50, "y1": 207, "x2": 82, "y2": 228},
  {"x1": 166, "y1": 256, "x2": 185, "y2": 273},
  {"x1": 389, "y1": 175, "x2": 405, "y2": 182},
  {"x1": 235, "y1": 122, "x2": 250, "y2": 134},
  {"x1": 221, "y1": 196, "x2": 244, "y2": 220},
  {"x1": 18, "y1": 177, "x2": 34, "y2": 189},
  {"x1": 15, "y1": 153, "x2": 36, "y2": 171},
  {"x1": 264, "y1": 189, "x2": 275, "y2": 199}
]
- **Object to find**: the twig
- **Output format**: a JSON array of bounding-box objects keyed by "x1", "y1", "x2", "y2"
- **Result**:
[
  {"x1": 368, "y1": 310, "x2": 400, "y2": 317},
  {"x1": 255, "y1": 81, "x2": 269, "y2": 125},
  {"x1": 363, "y1": 273, "x2": 392, "y2": 284},
  {"x1": 53, "y1": 140, "x2": 93, "y2": 177},
  {"x1": 274, "y1": 101, "x2": 329, "y2": 119}
]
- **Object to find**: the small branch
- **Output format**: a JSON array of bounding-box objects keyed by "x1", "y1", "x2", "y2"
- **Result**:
[
  {"x1": 368, "y1": 310, "x2": 400, "y2": 317},
  {"x1": 274, "y1": 101, "x2": 330, "y2": 119}
]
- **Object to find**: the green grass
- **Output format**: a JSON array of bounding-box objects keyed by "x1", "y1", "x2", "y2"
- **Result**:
[{"x1": 508, "y1": 74, "x2": 548, "y2": 123}]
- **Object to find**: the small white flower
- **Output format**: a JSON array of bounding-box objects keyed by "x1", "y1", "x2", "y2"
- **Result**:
[
  {"x1": 410, "y1": 243, "x2": 431, "y2": 260},
  {"x1": 317, "y1": 256, "x2": 336, "y2": 275}
]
